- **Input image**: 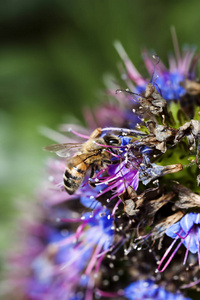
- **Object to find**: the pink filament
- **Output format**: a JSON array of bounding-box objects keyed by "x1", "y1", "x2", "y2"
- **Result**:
[
  {"x1": 158, "y1": 233, "x2": 183, "y2": 272},
  {"x1": 96, "y1": 246, "x2": 114, "y2": 258},
  {"x1": 75, "y1": 222, "x2": 87, "y2": 240},
  {"x1": 56, "y1": 235, "x2": 76, "y2": 248},
  {"x1": 111, "y1": 199, "x2": 122, "y2": 216},
  {"x1": 85, "y1": 276, "x2": 94, "y2": 300},
  {"x1": 183, "y1": 231, "x2": 192, "y2": 265},
  {"x1": 70, "y1": 129, "x2": 90, "y2": 139},
  {"x1": 181, "y1": 278, "x2": 200, "y2": 289},
  {"x1": 104, "y1": 149, "x2": 121, "y2": 158},
  {"x1": 94, "y1": 141, "x2": 125, "y2": 149},
  {"x1": 196, "y1": 230, "x2": 200, "y2": 268},
  {"x1": 96, "y1": 289, "x2": 122, "y2": 298},
  {"x1": 85, "y1": 237, "x2": 104, "y2": 275},
  {"x1": 94, "y1": 254, "x2": 104, "y2": 274}
]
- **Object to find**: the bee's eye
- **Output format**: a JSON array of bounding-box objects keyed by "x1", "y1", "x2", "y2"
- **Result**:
[{"x1": 104, "y1": 135, "x2": 120, "y2": 146}]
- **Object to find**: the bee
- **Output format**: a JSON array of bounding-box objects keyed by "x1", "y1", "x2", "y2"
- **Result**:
[{"x1": 44, "y1": 128, "x2": 122, "y2": 195}]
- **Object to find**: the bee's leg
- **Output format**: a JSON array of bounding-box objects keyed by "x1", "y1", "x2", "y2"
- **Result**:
[
  {"x1": 89, "y1": 128, "x2": 102, "y2": 138},
  {"x1": 88, "y1": 165, "x2": 98, "y2": 188},
  {"x1": 101, "y1": 159, "x2": 111, "y2": 167},
  {"x1": 90, "y1": 165, "x2": 96, "y2": 178}
]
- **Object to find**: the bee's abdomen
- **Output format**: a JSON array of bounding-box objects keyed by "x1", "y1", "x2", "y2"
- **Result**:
[{"x1": 63, "y1": 166, "x2": 85, "y2": 195}]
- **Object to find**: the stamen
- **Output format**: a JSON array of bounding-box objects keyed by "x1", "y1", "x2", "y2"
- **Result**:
[
  {"x1": 94, "y1": 255, "x2": 104, "y2": 274},
  {"x1": 196, "y1": 229, "x2": 200, "y2": 268},
  {"x1": 96, "y1": 246, "x2": 114, "y2": 258},
  {"x1": 183, "y1": 231, "x2": 192, "y2": 265},
  {"x1": 95, "y1": 289, "x2": 122, "y2": 298},
  {"x1": 181, "y1": 278, "x2": 200, "y2": 289},
  {"x1": 85, "y1": 237, "x2": 104, "y2": 275},
  {"x1": 93, "y1": 141, "x2": 124, "y2": 149},
  {"x1": 56, "y1": 234, "x2": 76, "y2": 248},
  {"x1": 75, "y1": 223, "x2": 87, "y2": 240},
  {"x1": 171, "y1": 26, "x2": 181, "y2": 64},
  {"x1": 101, "y1": 127, "x2": 146, "y2": 136},
  {"x1": 111, "y1": 199, "x2": 122, "y2": 216},
  {"x1": 104, "y1": 149, "x2": 121, "y2": 158},
  {"x1": 68, "y1": 128, "x2": 90, "y2": 139},
  {"x1": 158, "y1": 234, "x2": 183, "y2": 272},
  {"x1": 85, "y1": 276, "x2": 94, "y2": 300}
]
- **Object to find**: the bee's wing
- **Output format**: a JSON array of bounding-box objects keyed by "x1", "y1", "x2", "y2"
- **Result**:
[{"x1": 44, "y1": 143, "x2": 83, "y2": 157}]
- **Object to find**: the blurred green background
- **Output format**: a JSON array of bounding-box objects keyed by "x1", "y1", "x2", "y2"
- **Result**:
[{"x1": 1, "y1": 0, "x2": 200, "y2": 273}]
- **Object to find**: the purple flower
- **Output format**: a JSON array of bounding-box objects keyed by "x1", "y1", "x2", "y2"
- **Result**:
[
  {"x1": 106, "y1": 159, "x2": 139, "y2": 194},
  {"x1": 7, "y1": 204, "x2": 114, "y2": 300},
  {"x1": 59, "y1": 205, "x2": 115, "y2": 278},
  {"x1": 8, "y1": 221, "x2": 86, "y2": 300},
  {"x1": 124, "y1": 280, "x2": 192, "y2": 300},
  {"x1": 83, "y1": 103, "x2": 129, "y2": 129},
  {"x1": 89, "y1": 136, "x2": 140, "y2": 205},
  {"x1": 158, "y1": 213, "x2": 200, "y2": 272}
]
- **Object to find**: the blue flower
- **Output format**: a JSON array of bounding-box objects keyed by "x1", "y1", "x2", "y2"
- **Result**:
[
  {"x1": 57, "y1": 204, "x2": 115, "y2": 282},
  {"x1": 81, "y1": 207, "x2": 114, "y2": 253},
  {"x1": 124, "y1": 280, "x2": 192, "y2": 300},
  {"x1": 80, "y1": 184, "x2": 102, "y2": 210},
  {"x1": 114, "y1": 41, "x2": 196, "y2": 101},
  {"x1": 158, "y1": 213, "x2": 200, "y2": 272},
  {"x1": 154, "y1": 71, "x2": 185, "y2": 100},
  {"x1": 28, "y1": 226, "x2": 91, "y2": 300}
]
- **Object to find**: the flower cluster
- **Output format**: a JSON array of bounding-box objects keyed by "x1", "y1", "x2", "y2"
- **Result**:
[{"x1": 3, "y1": 34, "x2": 200, "y2": 300}]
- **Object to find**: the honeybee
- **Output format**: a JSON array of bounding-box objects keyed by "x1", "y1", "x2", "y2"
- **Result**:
[{"x1": 44, "y1": 128, "x2": 122, "y2": 195}]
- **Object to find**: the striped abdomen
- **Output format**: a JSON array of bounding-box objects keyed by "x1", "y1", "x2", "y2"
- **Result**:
[
  {"x1": 63, "y1": 164, "x2": 87, "y2": 195},
  {"x1": 63, "y1": 151, "x2": 104, "y2": 194}
]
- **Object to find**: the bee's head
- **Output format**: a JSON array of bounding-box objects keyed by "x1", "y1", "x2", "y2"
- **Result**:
[{"x1": 103, "y1": 134, "x2": 121, "y2": 146}]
